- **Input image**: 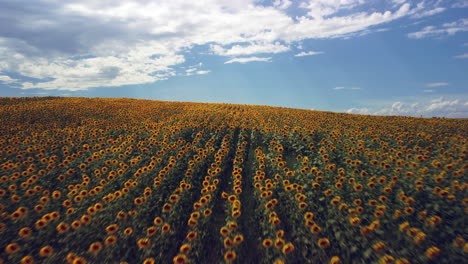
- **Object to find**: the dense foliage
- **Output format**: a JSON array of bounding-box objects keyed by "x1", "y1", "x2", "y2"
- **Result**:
[{"x1": 0, "y1": 97, "x2": 467, "y2": 264}]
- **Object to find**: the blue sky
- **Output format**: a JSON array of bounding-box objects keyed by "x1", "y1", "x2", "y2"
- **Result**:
[{"x1": 0, "y1": 0, "x2": 467, "y2": 117}]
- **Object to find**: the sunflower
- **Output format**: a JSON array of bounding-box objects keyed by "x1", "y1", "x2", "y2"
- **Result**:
[
  {"x1": 372, "y1": 242, "x2": 386, "y2": 253},
  {"x1": 143, "y1": 258, "x2": 156, "y2": 264},
  {"x1": 88, "y1": 242, "x2": 103, "y2": 254},
  {"x1": 234, "y1": 234, "x2": 244, "y2": 245},
  {"x1": 162, "y1": 203, "x2": 172, "y2": 213},
  {"x1": 413, "y1": 232, "x2": 426, "y2": 245},
  {"x1": 72, "y1": 257, "x2": 87, "y2": 264},
  {"x1": 5, "y1": 243, "x2": 20, "y2": 254},
  {"x1": 186, "y1": 231, "x2": 197, "y2": 241},
  {"x1": 123, "y1": 227, "x2": 133, "y2": 236},
  {"x1": 179, "y1": 244, "x2": 191, "y2": 254},
  {"x1": 56, "y1": 222, "x2": 70, "y2": 233},
  {"x1": 39, "y1": 245, "x2": 53, "y2": 257},
  {"x1": 35, "y1": 219, "x2": 47, "y2": 230},
  {"x1": 425, "y1": 246, "x2": 440, "y2": 260},
  {"x1": 318, "y1": 238, "x2": 330, "y2": 249},
  {"x1": 282, "y1": 243, "x2": 295, "y2": 255},
  {"x1": 224, "y1": 251, "x2": 236, "y2": 263},
  {"x1": 262, "y1": 239, "x2": 273, "y2": 248},
  {"x1": 20, "y1": 255, "x2": 34, "y2": 264},
  {"x1": 329, "y1": 256, "x2": 340, "y2": 264},
  {"x1": 105, "y1": 235, "x2": 117, "y2": 245},
  {"x1": 19, "y1": 227, "x2": 32, "y2": 238},
  {"x1": 453, "y1": 237, "x2": 465, "y2": 248},
  {"x1": 353, "y1": 184, "x2": 363, "y2": 192},
  {"x1": 310, "y1": 224, "x2": 321, "y2": 234},
  {"x1": 404, "y1": 207, "x2": 414, "y2": 215},
  {"x1": 153, "y1": 217, "x2": 163, "y2": 226},
  {"x1": 137, "y1": 238, "x2": 150, "y2": 249},
  {"x1": 66, "y1": 252, "x2": 77, "y2": 263},
  {"x1": 224, "y1": 237, "x2": 234, "y2": 248},
  {"x1": 349, "y1": 217, "x2": 361, "y2": 226},
  {"x1": 204, "y1": 208, "x2": 212, "y2": 216},
  {"x1": 70, "y1": 220, "x2": 81, "y2": 230},
  {"x1": 304, "y1": 212, "x2": 314, "y2": 220},
  {"x1": 395, "y1": 258, "x2": 410, "y2": 264},
  {"x1": 80, "y1": 215, "x2": 92, "y2": 224},
  {"x1": 104, "y1": 224, "x2": 118, "y2": 234},
  {"x1": 274, "y1": 238, "x2": 285, "y2": 249},
  {"x1": 379, "y1": 255, "x2": 395, "y2": 264},
  {"x1": 161, "y1": 223, "x2": 171, "y2": 233},
  {"x1": 220, "y1": 226, "x2": 230, "y2": 237},
  {"x1": 232, "y1": 210, "x2": 241, "y2": 218}
]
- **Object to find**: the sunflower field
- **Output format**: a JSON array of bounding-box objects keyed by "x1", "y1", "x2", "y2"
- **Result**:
[{"x1": 0, "y1": 97, "x2": 467, "y2": 264}]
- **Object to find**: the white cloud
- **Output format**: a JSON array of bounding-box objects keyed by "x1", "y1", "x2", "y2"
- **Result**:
[
  {"x1": 211, "y1": 42, "x2": 289, "y2": 56},
  {"x1": 346, "y1": 107, "x2": 371, "y2": 115},
  {"x1": 333, "y1": 86, "x2": 361, "y2": 90},
  {"x1": 195, "y1": 70, "x2": 210, "y2": 75},
  {"x1": 224, "y1": 56, "x2": 272, "y2": 64},
  {"x1": 423, "y1": 89, "x2": 434, "y2": 93},
  {"x1": 454, "y1": 53, "x2": 468, "y2": 59},
  {"x1": 452, "y1": 1, "x2": 468, "y2": 8},
  {"x1": 346, "y1": 97, "x2": 468, "y2": 118},
  {"x1": 408, "y1": 18, "x2": 468, "y2": 38},
  {"x1": 283, "y1": 3, "x2": 415, "y2": 41},
  {"x1": 294, "y1": 51, "x2": 323, "y2": 57},
  {"x1": 411, "y1": 7, "x2": 445, "y2": 19},
  {"x1": 185, "y1": 63, "x2": 209, "y2": 76},
  {"x1": 0, "y1": 75, "x2": 17, "y2": 83},
  {"x1": 426, "y1": 82, "x2": 448, "y2": 87},
  {"x1": 0, "y1": 0, "x2": 430, "y2": 91},
  {"x1": 273, "y1": 0, "x2": 292, "y2": 9},
  {"x1": 299, "y1": 0, "x2": 366, "y2": 19}
]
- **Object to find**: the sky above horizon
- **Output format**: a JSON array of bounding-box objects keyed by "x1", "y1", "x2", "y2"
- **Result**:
[{"x1": 0, "y1": 0, "x2": 467, "y2": 117}]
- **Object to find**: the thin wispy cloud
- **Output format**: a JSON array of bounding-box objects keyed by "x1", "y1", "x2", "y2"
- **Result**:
[
  {"x1": 452, "y1": 1, "x2": 468, "y2": 8},
  {"x1": 224, "y1": 57, "x2": 272, "y2": 64},
  {"x1": 333, "y1": 86, "x2": 361, "y2": 90},
  {"x1": 294, "y1": 51, "x2": 323, "y2": 57},
  {"x1": 426, "y1": 82, "x2": 448, "y2": 87},
  {"x1": 411, "y1": 7, "x2": 445, "y2": 19},
  {"x1": 211, "y1": 42, "x2": 289, "y2": 56},
  {"x1": 454, "y1": 53, "x2": 468, "y2": 59},
  {"x1": 408, "y1": 18, "x2": 468, "y2": 39}
]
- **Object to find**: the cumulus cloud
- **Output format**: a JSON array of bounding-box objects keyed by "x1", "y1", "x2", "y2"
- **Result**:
[
  {"x1": 294, "y1": 51, "x2": 323, "y2": 57},
  {"x1": 408, "y1": 18, "x2": 468, "y2": 38},
  {"x1": 224, "y1": 56, "x2": 272, "y2": 64},
  {"x1": 346, "y1": 97, "x2": 468, "y2": 118},
  {"x1": 426, "y1": 82, "x2": 448, "y2": 87},
  {"x1": 0, "y1": 0, "x2": 430, "y2": 91}
]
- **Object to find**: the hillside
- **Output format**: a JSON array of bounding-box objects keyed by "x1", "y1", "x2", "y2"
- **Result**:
[{"x1": 0, "y1": 97, "x2": 467, "y2": 264}]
